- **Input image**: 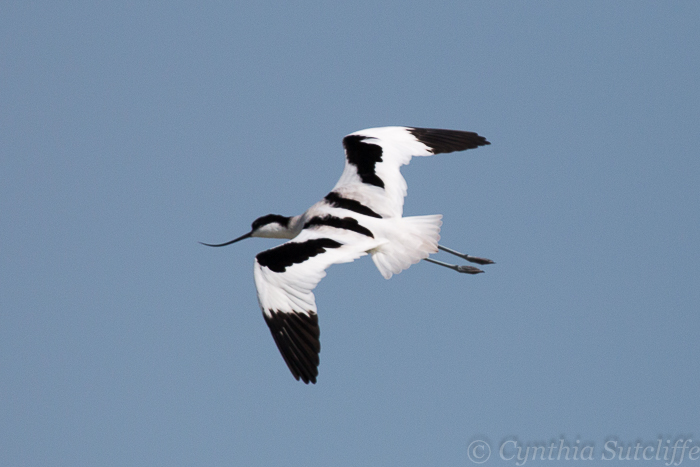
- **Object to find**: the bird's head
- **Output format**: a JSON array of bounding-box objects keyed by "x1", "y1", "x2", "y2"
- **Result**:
[
  {"x1": 249, "y1": 214, "x2": 293, "y2": 238},
  {"x1": 200, "y1": 214, "x2": 294, "y2": 247}
]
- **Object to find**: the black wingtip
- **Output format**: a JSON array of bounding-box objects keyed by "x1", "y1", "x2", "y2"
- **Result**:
[
  {"x1": 408, "y1": 127, "x2": 490, "y2": 154},
  {"x1": 264, "y1": 310, "x2": 320, "y2": 384}
]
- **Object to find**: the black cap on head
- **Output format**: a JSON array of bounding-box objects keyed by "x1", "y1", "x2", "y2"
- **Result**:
[{"x1": 251, "y1": 214, "x2": 291, "y2": 230}]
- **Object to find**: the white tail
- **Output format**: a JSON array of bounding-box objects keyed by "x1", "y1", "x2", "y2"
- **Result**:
[{"x1": 370, "y1": 214, "x2": 442, "y2": 279}]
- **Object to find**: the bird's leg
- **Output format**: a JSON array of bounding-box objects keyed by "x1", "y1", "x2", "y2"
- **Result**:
[
  {"x1": 423, "y1": 257, "x2": 484, "y2": 274},
  {"x1": 437, "y1": 245, "x2": 494, "y2": 265}
]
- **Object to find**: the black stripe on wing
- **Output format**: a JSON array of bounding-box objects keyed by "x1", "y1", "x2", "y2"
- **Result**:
[
  {"x1": 342, "y1": 135, "x2": 385, "y2": 188},
  {"x1": 264, "y1": 310, "x2": 320, "y2": 384},
  {"x1": 408, "y1": 127, "x2": 490, "y2": 154},
  {"x1": 256, "y1": 238, "x2": 342, "y2": 273},
  {"x1": 324, "y1": 192, "x2": 383, "y2": 218},
  {"x1": 304, "y1": 215, "x2": 374, "y2": 238}
]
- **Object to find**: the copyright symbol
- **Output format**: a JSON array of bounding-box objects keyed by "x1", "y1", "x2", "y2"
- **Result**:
[{"x1": 467, "y1": 439, "x2": 491, "y2": 464}]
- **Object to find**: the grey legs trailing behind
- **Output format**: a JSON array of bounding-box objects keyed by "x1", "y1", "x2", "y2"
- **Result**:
[{"x1": 423, "y1": 245, "x2": 495, "y2": 274}]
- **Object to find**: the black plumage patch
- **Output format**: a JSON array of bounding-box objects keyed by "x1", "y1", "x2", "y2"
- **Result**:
[
  {"x1": 324, "y1": 192, "x2": 382, "y2": 218},
  {"x1": 264, "y1": 310, "x2": 320, "y2": 384},
  {"x1": 256, "y1": 238, "x2": 342, "y2": 273},
  {"x1": 251, "y1": 214, "x2": 291, "y2": 230},
  {"x1": 408, "y1": 127, "x2": 490, "y2": 154},
  {"x1": 304, "y1": 215, "x2": 374, "y2": 238},
  {"x1": 342, "y1": 134, "x2": 385, "y2": 188}
]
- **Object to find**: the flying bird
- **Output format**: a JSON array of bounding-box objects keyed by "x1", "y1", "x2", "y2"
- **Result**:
[{"x1": 203, "y1": 126, "x2": 493, "y2": 383}]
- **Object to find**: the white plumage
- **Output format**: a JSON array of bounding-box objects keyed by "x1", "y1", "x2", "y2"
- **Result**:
[
  {"x1": 333, "y1": 126, "x2": 437, "y2": 218},
  {"x1": 203, "y1": 126, "x2": 493, "y2": 383}
]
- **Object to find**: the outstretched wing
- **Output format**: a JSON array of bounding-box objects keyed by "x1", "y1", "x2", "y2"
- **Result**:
[
  {"x1": 254, "y1": 228, "x2": 378, "y2": 384},
  {"x1": 329, "y1": 126, "x2": 490, "y2": 219}
]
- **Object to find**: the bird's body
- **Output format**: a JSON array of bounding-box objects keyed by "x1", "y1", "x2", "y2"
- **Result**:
[{"x1": 204, "y1": 126, "x2": 493, "y2": 383}]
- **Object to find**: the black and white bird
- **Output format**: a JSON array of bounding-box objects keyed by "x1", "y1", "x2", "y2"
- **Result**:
[{"x1": 203, "y1": 126, "x2": 493, "y2": 384}]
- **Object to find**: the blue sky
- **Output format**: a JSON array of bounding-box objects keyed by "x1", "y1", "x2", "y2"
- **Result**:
[{"x1": 2, "y1": 2, "x2": 699, "y2": 466}]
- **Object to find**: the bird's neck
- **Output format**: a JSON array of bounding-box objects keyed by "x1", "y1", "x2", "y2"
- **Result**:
[{"x1": 285, "y1": 215, "x2": 305, "y2": 238}]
